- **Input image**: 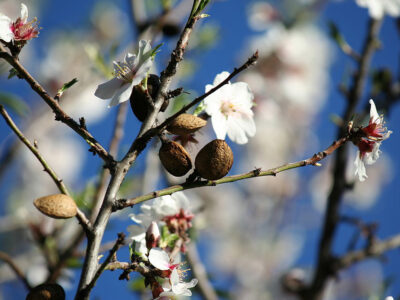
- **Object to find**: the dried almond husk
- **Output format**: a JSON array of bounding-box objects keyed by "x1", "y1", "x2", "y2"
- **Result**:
[
  {"x1": 195, "y1": 139, "x2": 233, "y2": 180},
  {"x1": 26, "y1": 283, "x2": 65, "y2": 300},
  {"x1": 159, "y1": 140, "x2": 192, "y2": 176},
  {"x1": 167, "y1": 114, "x2": 207, "y2": 136},
  {"x1": 130, "y1": 74, "x2": 161, "y2": 121},
  {"x1": 34, "y1": 194, "x2": 77, "y2": 219}
]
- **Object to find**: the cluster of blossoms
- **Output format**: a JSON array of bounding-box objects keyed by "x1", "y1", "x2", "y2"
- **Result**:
[
  {"x1": 0, "y1": 3, "x2": 39, "y2": 44},
  {"x1": 353, "y1": 99, "x2": 392, "y2": 181},
  {"x1": 127, "y1": 192, "x2": 197, "y2": 299}
]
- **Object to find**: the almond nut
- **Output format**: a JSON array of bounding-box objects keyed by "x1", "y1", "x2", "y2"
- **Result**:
[
  {"x1": 159, "y1": 140, "x2": 192, "y2": 177},
  {"x1": 195, "y1": 139, "x2": 233, "y2": 180},
  {"x1": 34, "y1": 194, "x2": 77, "y2": 219},
  {"x1": 167, "y1": 114, "x2": 207, "y2": 136},
  {"x1": 26, "y1": 283, "x2": 65, "y2": 300}
]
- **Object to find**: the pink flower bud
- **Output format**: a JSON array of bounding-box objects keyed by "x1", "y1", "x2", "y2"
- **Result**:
[{"x1": 145, "y1": 221, "x2": 160, "y2": 250}]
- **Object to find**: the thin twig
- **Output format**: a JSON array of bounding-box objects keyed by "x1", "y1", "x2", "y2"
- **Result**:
[
  {"x1": 0, "y1": 105, "x2": 92, "y2": 233},
  {"x1": 0, "y1": 45, "x2": 114, "y2": 167},
  {"x1": 114, "y1": 135, "x2": 349, "y2": 210},
  {"x1": 0, "y1": 251, "x2": 32, "y2": 291},
  {"x1": 335, "y1": 233, "x2": 400, "y2": 270},
  {"x1": 91, "y1": 101, "x2": 128, "y2": 223},
  {"x1": 80, "y1": 233, "x2": 126, "y2": 297}
]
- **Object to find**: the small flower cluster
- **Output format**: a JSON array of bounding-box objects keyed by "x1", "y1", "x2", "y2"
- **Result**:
[
  {"x1": 353, "y1": 99, "x2": 392, "y2": 181},
  {"x1": 127, "y1": 192, "x2": 197, "y2": 299},
  {"x1": 0, "y1": 3, "x2": 39, "y2": 44}
]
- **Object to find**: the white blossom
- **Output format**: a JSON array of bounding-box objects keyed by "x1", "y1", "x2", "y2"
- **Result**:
[
  {"x1": 354, "y1": 100, "x2": 392, "y2": 181},
  {"x1": 0, "y1": 3, "x2": 39, "y2": 43},
  {"x1": 127, "y1": 192, "x2": 193, "y2": 255},
  {"x1": 204, "y1": 71, "x2": 256, "y2": 144},
  {"x1": 355, "y1": 0, "x2": 400, "y2": 19},
  {"x1": 149, "y1": 248, "x2": 197, "y2": 298},
  {"x1": 159, "y1": 268, "x2": 198, "y2": 297},
  {"x1": 94, "y1": 40, "x2": 153, "y2": 107}
]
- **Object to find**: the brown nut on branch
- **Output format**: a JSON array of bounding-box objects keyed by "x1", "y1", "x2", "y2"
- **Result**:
[
  {"x1": 26, "y1": 283, "x2": 65, "y2": 300},
  {"x1": 166, "y1": 113, "x2": 207, "y2": 136},
  {"x1": 195, "y1": 139, "x2": 234, "y2": 180},
  {"x1": 34, "y1": 194, "x2": 77, "y2": 219},
  {"x1": 159, "y1": 140, "x2": 192, "y2": 177}
]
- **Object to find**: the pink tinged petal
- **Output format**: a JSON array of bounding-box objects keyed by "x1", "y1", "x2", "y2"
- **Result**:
[
  {"x1": 94, "y1": 77, "x2": 124, "y2": 99},
  {"x1": 20, "y1": 3, "x2": 28, "y2": 23},
  {"x1": 0, "y1": 15, "x2": 13, "y2": 42},
  {"x1": 109, "y1": 81, "x2": 134, "y2": 107},
  {"x1": 354, "y1": 151, "x2": 367, "y2": 182},
  {"x1": 148, "y1": 248, "x2": 170, "y2": 270},
  {"x1": 369, "y1": 99, "x2": 380, "y2": 124}
]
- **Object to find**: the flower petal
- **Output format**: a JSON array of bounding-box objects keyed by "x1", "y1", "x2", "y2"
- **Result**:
[
  {"x1": 20, "y1": 3, "x2": 28, "y2": 23},
  {"x1": 94, "y1": 77, "x2": 124, "y2": 99},
  {"x1": 0, "y1": 15, "x2": 13, "y2": 43},
  {"x1": 211, "y1": 112, "x2": 228, "y2": 140},
  {"x1": 369, "y1": 99, "x2": 380, "y2": 124},
  {"x1": 354, "y1": 151, "x2": 367, "y2": 182},
  {"x1": 148, "y1": 248, "x2": 170, "y2": 270},
  {"x1": 108, "y1": 82, "x2": 134, "y2": 107}
]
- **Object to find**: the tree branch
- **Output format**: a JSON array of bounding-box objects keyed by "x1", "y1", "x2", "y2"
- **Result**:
[
  {"x1": 75, "y1": 3, "x2": 207, "y2": 298},
  {"x1": 0, "y1": 251, "x2": 32, "y2": 291},
  {"x1": 79, "y1": 233, "x2": 126, "y2": 298},
  {"x1": 114, "y1": 135, "x2": 349, "y2": 210},
  {"x1": 335, "y1": 233, "x2": 400, "y2": 270},
  {"x1": 0, "y1": 105, "x2": 92, "y2": 233},
  {"x1": 302, "y1": 18, "x2": 383, "y2": 300},
  {"x1": 0, "y1": 46, "x2": 114, "y2": 167}
]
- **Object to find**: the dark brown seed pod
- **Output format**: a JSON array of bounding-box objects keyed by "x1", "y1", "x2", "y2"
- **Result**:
[
  {"x1": 130, "y1": 74, "x2": 161, "y2": 121},
  {"x1": 161, "y1": 23, "x2": 181, "y2": 37},
  {"x1": 167, "y1": 114, "x2": 207, "y2": 136},
  {"x1": 159, "y1": 140, "x2": 192, "y2": 177},
  {"x1": 33, "y1": 194, "x2": 77, "y2": 219},
  {"x1": 26, "y1": 283, "x2": 65, "y2": 300},
  {"x1": 195, "y1": 139, "x2": 233, "y2": 180}
]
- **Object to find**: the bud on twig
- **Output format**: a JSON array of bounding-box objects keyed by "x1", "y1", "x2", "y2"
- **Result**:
[{"x1": 146, "y1": 221, "x2": 161, "y2": 251}]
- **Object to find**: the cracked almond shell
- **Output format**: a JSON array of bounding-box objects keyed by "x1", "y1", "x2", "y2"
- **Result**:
[
  {"x1": 166, "y1": 114, "x2": 207, "y2": 135},
  {"x1": 159, "y1": 140, "x2": 192, "y2": 176},
  {"x1": 34, "y1": 194, "x2": 77, "y2": 219},
  {"x1": 26, "y1": 283, "x2": 65, "y2": 300},
  {"x1": 195, "y1": 139, "x2": 233, "y2": 180}
]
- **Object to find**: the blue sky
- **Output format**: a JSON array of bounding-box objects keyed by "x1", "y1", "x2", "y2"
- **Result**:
[{"x1": 1, "y1": 0, "x2": 400, "y2": 299}]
